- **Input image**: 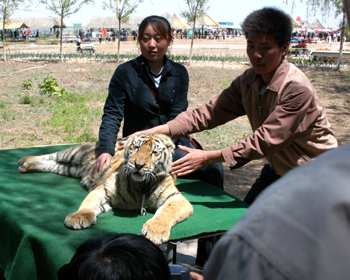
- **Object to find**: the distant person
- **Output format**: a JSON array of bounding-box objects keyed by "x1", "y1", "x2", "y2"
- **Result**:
[
  {"x1": 58, "y1": 233, "x2": 171, "y2": 280},
  {"x1": 98, "y1": 30, "x2": 103, "y2": 43},
  {"x1": 136, "y1": 7, "x2": 338, "y2": 207}
]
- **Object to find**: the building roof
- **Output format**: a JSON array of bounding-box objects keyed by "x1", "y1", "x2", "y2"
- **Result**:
[
  {"x1": 9, "y1": 17, "x2": 66, "y2": 29},
  {"x1": 85, "y1": 16, "x2": 144, "y2": 30},
  {"x1": 0, "y1": 22, "x2": 29, "y2": 29},
  {"x1": 302, "y1": 18, "x2": 324, "y2": 30}
]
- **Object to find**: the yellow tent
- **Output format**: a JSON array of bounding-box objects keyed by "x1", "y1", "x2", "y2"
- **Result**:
[
  {"x1": 289, "y1": 16, "x2": 302, "y2": 28},
  {"x1": 190, "y1": 13, "x2": 220, "y2": 28},
  {"x1": 0, "y1": 22, "x2": 29, "y2": 30},
  {"x1": 162, "y1": 13, "x2": 191, "y2": 30}
]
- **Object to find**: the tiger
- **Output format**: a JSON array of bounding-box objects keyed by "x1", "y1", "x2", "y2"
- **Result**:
[{"x1": 18, "y1": 133, "x2": 193, "y2": 245}]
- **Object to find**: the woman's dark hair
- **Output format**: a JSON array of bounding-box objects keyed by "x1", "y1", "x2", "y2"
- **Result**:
[
  {"x1": 58, "y1": 233, "x2": 171, "y2": 280},
  {"x1": 138, "y1": 15, "x2": 172, "y2": 44},
  {"x1": 241, "y1": 7, "x2": 293, "y2": 47}
]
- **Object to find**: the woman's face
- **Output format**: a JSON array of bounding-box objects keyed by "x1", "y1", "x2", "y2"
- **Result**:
[{"x1": 139, "y1": 23, "x2": 170, "y2": 64}]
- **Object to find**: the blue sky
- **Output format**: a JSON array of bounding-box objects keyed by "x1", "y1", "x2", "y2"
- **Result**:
[{"x1": 13, "y1": 0, "x2": 341, "y2": 28}]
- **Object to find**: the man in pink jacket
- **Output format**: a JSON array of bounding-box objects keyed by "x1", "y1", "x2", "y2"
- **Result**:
[{"x1": 141, "y1": 7, "x2": 338, "y2": 206}]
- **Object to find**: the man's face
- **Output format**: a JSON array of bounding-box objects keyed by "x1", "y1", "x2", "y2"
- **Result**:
[{"x1": 246, "y1": 32, "x2": 289, "y2": 83}]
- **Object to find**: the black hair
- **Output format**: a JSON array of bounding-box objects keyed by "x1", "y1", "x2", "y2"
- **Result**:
[
  {"x1": 138, "y1": 15, "x2": 172, "y2": 44},
  {"x1": 58, "y1": 233, "x2": 171, "y2": 280},
  {"x1": 241, "y1": 7, "x2": 292, "y2": 47}
]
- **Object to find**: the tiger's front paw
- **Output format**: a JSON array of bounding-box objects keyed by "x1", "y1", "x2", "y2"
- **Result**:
[
  {"x1": 64, "y1": 209, "x2": 96, "y2": 230},
  {"x1": 141, "y1": 218, "x2": 171, "y2": 245},
  {"x1": 18, "y1": 157, "x2": 37, "y2": 173}
]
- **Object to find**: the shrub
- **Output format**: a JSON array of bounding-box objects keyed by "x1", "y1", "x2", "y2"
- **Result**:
[
  {"x1": 22, "y1": 79, "x2": 33, "y2": 90},
  {"x1": 19, "y1": 93, "x2": 34, "y2": 105},
  {"x1": 38, "y1": 77, "x2": 67, "y2": 97}
]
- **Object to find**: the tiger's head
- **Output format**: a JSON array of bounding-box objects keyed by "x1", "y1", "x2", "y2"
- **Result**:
[{"x1": 122, "y1": 134, "x2": 175, "y2": 182}]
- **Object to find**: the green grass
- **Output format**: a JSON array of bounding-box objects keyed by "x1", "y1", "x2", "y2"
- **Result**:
[
  {"x1": 42, "y1": 99, "x2": 102, "y2": 143},
  {"x1": 194, "y1": 121, "x2": 252, "y2": 150}
]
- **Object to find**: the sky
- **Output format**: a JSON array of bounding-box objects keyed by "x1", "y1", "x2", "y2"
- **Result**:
[{"x1": 12, "y1": 0, "x2": 341, "y2": 29}]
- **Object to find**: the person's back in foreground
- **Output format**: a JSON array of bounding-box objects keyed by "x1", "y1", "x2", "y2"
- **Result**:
[{"x1": 201, "y1": 144, "x2": 350, "y2": 280}]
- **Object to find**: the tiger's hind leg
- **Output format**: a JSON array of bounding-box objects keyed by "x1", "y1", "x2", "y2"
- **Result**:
[{"x1": 18, "y1": 143, "x2": 98, "y2": 178}]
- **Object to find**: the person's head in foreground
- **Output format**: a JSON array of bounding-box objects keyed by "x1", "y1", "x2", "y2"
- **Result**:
[
  {"x1": 241, "y1": 7, "x2": 292, "y2": 83},
  {"x1": 58, "y1": 233, "x2": 171, "y2": 280}
]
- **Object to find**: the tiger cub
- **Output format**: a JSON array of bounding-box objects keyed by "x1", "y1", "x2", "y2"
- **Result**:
[{"x1": 18, "y1": 133, "x2": 193, "y2": 245}]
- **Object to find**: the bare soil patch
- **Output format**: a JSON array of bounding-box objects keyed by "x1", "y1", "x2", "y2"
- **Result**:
[{"x1": 1, "y1": 39, "x2": 349, "y2": 200}]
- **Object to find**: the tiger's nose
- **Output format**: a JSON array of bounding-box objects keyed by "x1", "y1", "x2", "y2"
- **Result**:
[{"x1": 135, "y1": 162, "x2": 145, "y2": 170}]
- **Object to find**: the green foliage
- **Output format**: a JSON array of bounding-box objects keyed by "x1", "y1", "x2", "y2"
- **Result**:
[
  {"x1": 22, "y1": 79, "x2": 33, "y2": 90},
  {"x1": 181, "y1": 0, "x2": 209, "y2": 22},
  {"x1": 0, "y1": 100, "x2": 5, "y2": 109},
  {"x1": 19, "y1": 93, "x2": 34, "y2": 105},
  {"x1": 38, "y1": 77, "x2": 67, "y2": 97}
]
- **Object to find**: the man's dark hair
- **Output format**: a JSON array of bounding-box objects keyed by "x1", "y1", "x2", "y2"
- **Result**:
[
  {"x1": 58, "y1": 233, "x2": 171, "y2": 280},
  {"x1": 241, "y1": 7, "x2": 293, "y2": 47}
]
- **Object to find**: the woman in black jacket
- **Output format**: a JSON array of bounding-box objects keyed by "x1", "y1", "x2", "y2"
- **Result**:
[{"x1": 93, "y1": 15, "x2": 223, "y2": 190}]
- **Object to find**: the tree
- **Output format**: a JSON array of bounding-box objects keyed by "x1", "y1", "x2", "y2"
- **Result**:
[
  {"x1": 181, "y1": 0, "x2": 209, "y2": 65},
  {"x1": 0, "y1": 0, "x2": 30, "y2": 61},
  {"x1": 40, "y1": 0, "x2": 94, "y2": 63},
  {"x1": 285, "y1": 0, "x2": 348, "y2": 70},
  {"x1": 103, "y1": 0, "x2": 143, "y2": 62}
]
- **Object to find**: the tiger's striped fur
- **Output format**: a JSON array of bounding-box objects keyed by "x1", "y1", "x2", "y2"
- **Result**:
[{"x1": 18, "y1": 133, "x2": 193, "y2": 245}]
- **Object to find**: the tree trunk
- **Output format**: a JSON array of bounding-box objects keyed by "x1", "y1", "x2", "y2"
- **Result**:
[
  {"x1": 2, "y1": 17, "x2": 7, "y2": 62},
  {"x1": 117, "y1": 18, "x2": 121, "y2": 62},
  {"x1": 189, "y1": 18, "x2": 196, "y2": 66},
  {"x1": 60, "y1": 10, "x2": 64, "y2": 63},
  {"x1": 334, "y1": 9, "x2": 346, "y2": 71}
]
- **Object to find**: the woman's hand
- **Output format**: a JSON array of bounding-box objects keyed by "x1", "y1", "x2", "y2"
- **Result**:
[
  {"x1": 171, "y1": 145, "x2": 205, "y2": 176},
  {"x1": 92, "y1": 153, "x2": 112, "y2": 175}
]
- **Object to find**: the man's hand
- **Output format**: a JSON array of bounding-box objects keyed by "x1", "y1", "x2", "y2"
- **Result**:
[
  {"x1": 190, "y1": 272, "x2": 204, "y2": 280},
  {"x1": 92, "y1": 153, "x2": 112, "y2": 175},
  {"x1": 129, "y1": 124, "x2": 171, "y2": 138},
  {"x1": 171, "y1": 145, "x2": 205, "y2": 176}
]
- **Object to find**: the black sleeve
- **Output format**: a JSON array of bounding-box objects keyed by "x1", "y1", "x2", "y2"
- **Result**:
[{"x1": 98, "y1": 69, "x2": 126, "y2": 156}]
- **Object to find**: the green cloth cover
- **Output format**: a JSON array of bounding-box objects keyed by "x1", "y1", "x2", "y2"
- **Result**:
[{"x1": 0, "y1": 145, "x2": 247, "y2": 280}]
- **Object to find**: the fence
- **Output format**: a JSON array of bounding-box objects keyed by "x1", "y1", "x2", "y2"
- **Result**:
[{"x1": 1, "y1": 51, "x2": 350, "y2": 68}]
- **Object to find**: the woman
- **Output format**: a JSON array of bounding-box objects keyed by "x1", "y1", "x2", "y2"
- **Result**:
[{"x1": 93, "y1": 15, "x2": 223, "y2": 189}]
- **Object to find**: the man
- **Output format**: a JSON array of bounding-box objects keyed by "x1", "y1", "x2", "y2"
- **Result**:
[{"x1": 141, "y1": 7, "x2": 337, "y2": 206}]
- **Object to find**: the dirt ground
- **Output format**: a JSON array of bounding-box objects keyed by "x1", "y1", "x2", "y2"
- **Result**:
[{"x1": 1, "y1": 38, "x2": 350, "y2": 200}]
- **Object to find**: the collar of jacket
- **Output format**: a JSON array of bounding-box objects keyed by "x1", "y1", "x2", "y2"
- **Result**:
[
  {"x1": 136, "y1": 55, "x2": 177, "y2": 78},
  {"x1": 242, "y1": 59, "x2": 291, "y2": 93}
]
